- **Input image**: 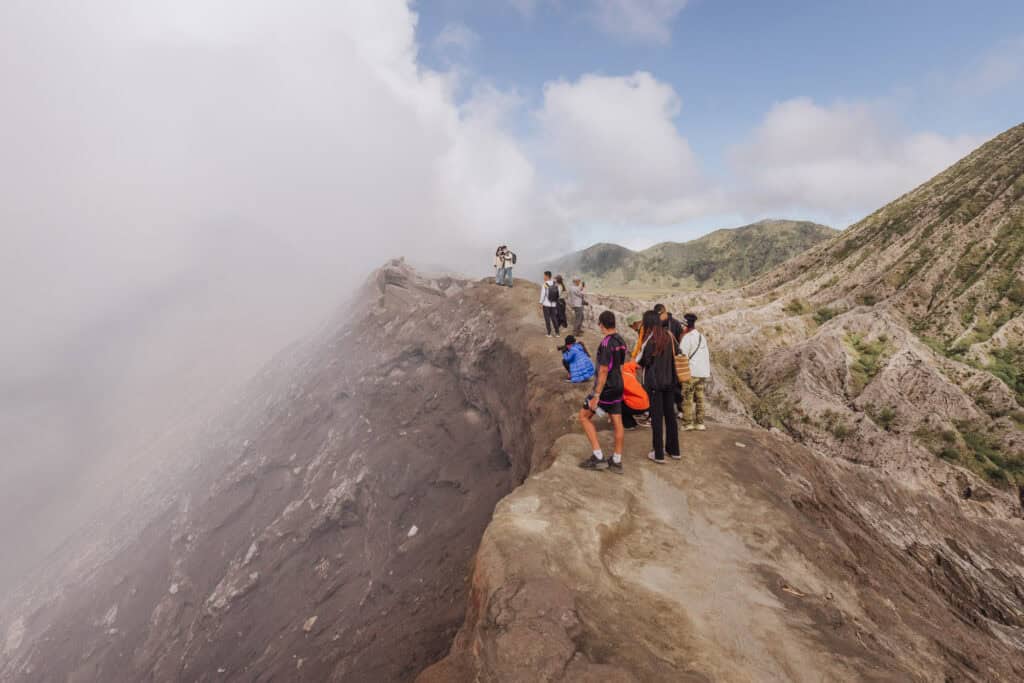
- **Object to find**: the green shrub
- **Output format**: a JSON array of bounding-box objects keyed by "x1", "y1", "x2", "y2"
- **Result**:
[
  {"x1": 813, "y1": 307, "x2": 837, "y2": 325},
  {"x1": 783, "y1": 299, "x2": 809, "y2": 316},
  {"x1": 845, "y1": 334, "x2": 890, "y2": 395},
  {"x1": 955, "y1": 421, "x2": 1024, "y2": 487},
  {"x1": 820, "y1": 409, "x2": 853, "y2": 440},
  {"x1": 985, "y1": 345, "x2": 1024, "y2": 407},
  {"x1": 866, "y1": 404, "x2": 898, "y2": 431}
]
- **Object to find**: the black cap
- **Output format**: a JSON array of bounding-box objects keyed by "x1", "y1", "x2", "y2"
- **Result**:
[{"x1": 564, "y1": 335, "x2": 576, "y2": 345}]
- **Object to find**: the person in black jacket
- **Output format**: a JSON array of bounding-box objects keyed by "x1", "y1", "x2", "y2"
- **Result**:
[
  {"x1": 639, "y1": 310, "x2": 680, "y2": 463},
  {"x1": 654, "y1": 303, "x2": 684, "y2": 342},
  {"x1": 654, "y1": 303, "x2": 685, "y2": 415}
]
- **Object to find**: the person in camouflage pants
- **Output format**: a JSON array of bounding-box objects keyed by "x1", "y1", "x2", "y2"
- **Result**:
[
  {"x1": 682, "y1": 377, "x2": 706, "y2": 429},
  {"x1": 679, "y1": 313, "x2": 710, "y2": 431}
]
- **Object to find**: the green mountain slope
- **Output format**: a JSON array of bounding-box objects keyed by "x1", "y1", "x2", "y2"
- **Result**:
[
  {"x1": 546, "y1": 220, "x2": 836, "y2": 290},
  {"x1": 753, "y1": 122, "x2": 1024, "y2": 352}
]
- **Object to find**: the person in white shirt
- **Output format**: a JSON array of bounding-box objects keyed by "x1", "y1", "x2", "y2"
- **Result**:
[
  {"x1": 539, "y1": 270, "x2": 561, "y2": 337},
  {"x1": 493, "y1": 246, "x2": 506, "y2": 285},
  {"x1": 679, "y1": 312, "x2": 711, "y2": 431}
]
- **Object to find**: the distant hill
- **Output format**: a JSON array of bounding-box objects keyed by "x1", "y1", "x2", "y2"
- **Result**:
[{"x1": 545, "y1": 220, "x2": 837, "y2": 290}]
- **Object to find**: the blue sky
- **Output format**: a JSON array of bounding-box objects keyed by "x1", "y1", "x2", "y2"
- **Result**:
[{"x1": 414, "y1": 0, "x2": 1024, "y2": 248}]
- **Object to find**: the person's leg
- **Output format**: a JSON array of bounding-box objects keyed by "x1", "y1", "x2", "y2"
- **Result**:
[
  {"x1": 580, "y1": 408, "x2": 601, "y2": 450},
  {"x1": 682, "y1": 380, "x2": 695, "y2": 427},
  {"x1": 694, "y1": 378, "x2": 706, "y2": 427},
  {"x1": 611, "y1": 414, "x2": 624, "y2": 458},
  {"x1": 621, "y1": 405, "x2": 638, "y2": 429},
  {"x1": 505, "y1": 268, "x2": 513, "y2": 287},
  {"x1": 649, "y1": 390, "x2": 665, "y2": 459},
  {"x1": 573, "y1": 306, "x2": 584, "y2": 334},
  {"x1": 664, "y1": 391, "x2": 680, "y2": 457},
  {"x1": 543, "y1": 306, "x2": 554, "y2": 335}
]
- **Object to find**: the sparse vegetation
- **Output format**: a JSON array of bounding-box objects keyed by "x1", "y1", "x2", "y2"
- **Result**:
[
  {"x1": 845, "y1": 334, "x2": 891, "y2": 396},
  {"x1": 866, "y1": 404, "x2": 898, "y2": 431},
  {"x1": 986, "y1": 345, "x2": 1024, "y2": 407},
  {"x1": 855, "y1": 293, "x2": 878, "y2": 306},
  {"x1": 917, "y1": 421, "x2": 1024, "y2": 487},
  {"x1": 783, "y1": 299, "x2": 809, "y2": 316},
  {"x1": 813, "y1": 307, "x2": 837, "y2": 325},
  {"x1": 820, "y1": 410, "x2": 853, "y2": 440}
]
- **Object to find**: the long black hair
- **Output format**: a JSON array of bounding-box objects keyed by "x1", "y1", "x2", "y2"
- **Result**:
[{"x1": 642, "y1": 310, "x2": 671, "y2": 356}]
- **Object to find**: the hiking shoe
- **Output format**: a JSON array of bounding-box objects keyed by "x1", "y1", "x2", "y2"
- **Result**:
[
  {"x1": 579, "y1": 455, "x2": 608, "y2": 471},
  {"x1": 647, "y1": 451, "x2": 665, "y2": 464},
  {"x1": 683, "y1": 424, "x2": 695, "y2": 431},
  {"x1": 607, "y1": 459, "x2": 624, "y2": 475},
  {"x1": 696, "y1": 424, "x2": 707, "y2": 431}
]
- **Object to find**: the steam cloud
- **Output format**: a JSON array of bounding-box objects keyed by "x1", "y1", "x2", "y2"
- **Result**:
[{"x1": 0, "y1": 0, "x2": 556, "y2": 587}]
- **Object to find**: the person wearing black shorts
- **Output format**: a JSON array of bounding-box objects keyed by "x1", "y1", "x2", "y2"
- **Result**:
[{"x1": 579, "y1": 311, "x2": 628, "y2": 474}]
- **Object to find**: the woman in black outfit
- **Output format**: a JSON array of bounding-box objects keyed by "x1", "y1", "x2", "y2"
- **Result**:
[{"x1": 638, "y1": 310, "x2": 680, "y2": 463}]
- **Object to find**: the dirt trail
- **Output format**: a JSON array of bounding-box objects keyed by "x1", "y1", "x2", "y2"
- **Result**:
[{"x1": 422, "y1": 290, "x2": 1024, "y2": 682}]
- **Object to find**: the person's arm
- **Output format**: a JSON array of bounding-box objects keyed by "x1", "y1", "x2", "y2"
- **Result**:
[{"x1": 539, "y1": 283, "x2": 546, "y2": 305}]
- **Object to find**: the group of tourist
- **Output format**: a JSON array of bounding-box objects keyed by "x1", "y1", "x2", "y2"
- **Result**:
[
  {"x1": 491, "y1": 248, "x2": 710, "y2": 470},
  {"x1": 540, "y1": 270, "x2": 586, "y2": 337},
  {"x1": 575, "y1": 306, "x2": 710, "y2": 470}
]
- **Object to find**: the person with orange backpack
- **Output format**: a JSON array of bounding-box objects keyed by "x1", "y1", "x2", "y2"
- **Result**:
[{"x1": 620, "y1": 360, "x2": 650, "y2": 429}]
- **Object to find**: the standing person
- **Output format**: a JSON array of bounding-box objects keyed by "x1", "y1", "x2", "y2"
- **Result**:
[
  {"x1": 654, "y1": 303, "x2": 685, "y2": 416},
  {"x1": 628, "y1": 315, "x2": 645, "y2": 361},
  {"x1": 540, "y1": 271, "x2": 560, "y2": 337},
  {"x1": 554, "y1": 275, "x2": 568, "y2": 331},
  {"x1": 502, "y1": 246, "x2": 516, "y2": 287},
  {"x1": 680, "y1": 312, "x2": 711, "y2": 431},
  {"x1": 639, "y1": 310, "x2": 681, "y2": 463},
  {"x1": 568, "y1": 276, "x2": 586, "y2": 335},
  {"x1": 578, "y1": 311, "x2": 628, "y2": 474},
  {"x1": 653, "y1": 303, "x2": 684, "y2": 342},
  {"x1": 493, "y1": 246, "x2": 506, "y2": 285}
]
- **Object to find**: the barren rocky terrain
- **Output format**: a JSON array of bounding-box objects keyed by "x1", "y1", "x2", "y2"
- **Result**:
[{"x1": 3, "y1": 124, "x2": 1024, "y2": 682}]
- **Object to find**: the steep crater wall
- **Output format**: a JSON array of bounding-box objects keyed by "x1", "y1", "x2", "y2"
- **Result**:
[{"x1": 1, "y1": 263, "x2": 535, "y2": 682}]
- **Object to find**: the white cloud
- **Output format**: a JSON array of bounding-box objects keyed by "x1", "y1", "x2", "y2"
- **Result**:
[
  {"x1": 434, "y1": 21, "x2": 479, "y2": 53},
  {"x1": 958, "y1": 35, "x2": 1024, "y2": 96},
  {"x1": 537, "y1": 71, "x2": 714, "y2": 225},
  {"x1": 729, "y1": 97, "x2": 981, "y2": 222},
  {"x1": 508, "y1": 0, "x2": 539, "y2": 17},
  {"x1": 589, "y1": 0, "x2": 688, "y2": 43},
  {"x1": 509, "y1": 0, "x2": 687, "y2": 43}
]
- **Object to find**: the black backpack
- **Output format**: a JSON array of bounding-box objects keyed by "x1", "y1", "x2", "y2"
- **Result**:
[
  {"x1": 510, "y1": 252, "x2": 517, "y2": 265},
  {"x1": 547, "y1": 283, "x2": 560, "y2": 303}
]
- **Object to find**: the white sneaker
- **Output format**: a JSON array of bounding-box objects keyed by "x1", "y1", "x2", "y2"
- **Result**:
[
  {"x1": 696, "y1": 424, "x2": 707, "y2": 431},
  {"x1": 683, "y1": 424, "x2": 695, "y2": 431},
  {"x1": 647, "y1": 451, "x2": 665, "y2": 464}
]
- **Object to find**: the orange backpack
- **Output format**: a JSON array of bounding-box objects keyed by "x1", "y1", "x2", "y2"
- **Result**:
[{"x1": 621, "y1": 361, "x2": 649, "y2": 411}]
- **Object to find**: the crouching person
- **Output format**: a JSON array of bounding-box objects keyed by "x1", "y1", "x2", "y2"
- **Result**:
[
  {"x1": 579, "y1": 311, "x2": 628, "y2": 474},
  {"x1": 620, "y1": 360, "x2": 649, "y2": 429},
  {"x1": 561, "y1": 336, "x2": 594, "y2": 383}
]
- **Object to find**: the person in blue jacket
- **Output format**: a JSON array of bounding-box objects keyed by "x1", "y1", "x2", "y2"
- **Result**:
[{"x1": 560, "y1": 335, "x2": 595, "y2": 383}]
